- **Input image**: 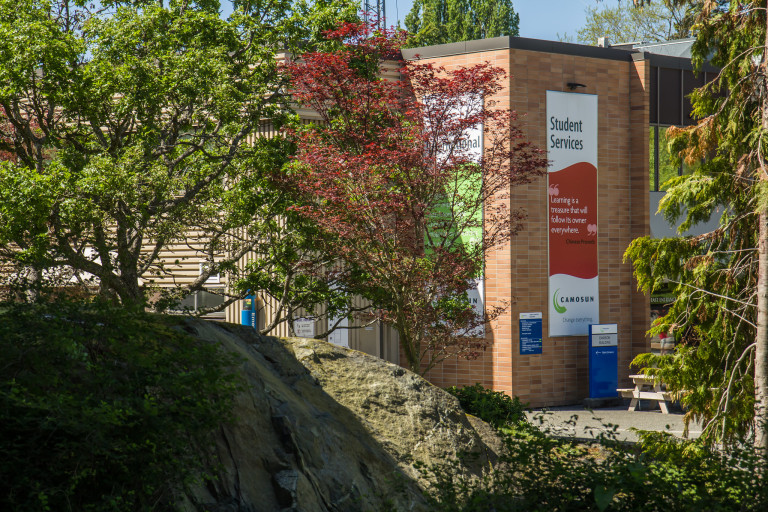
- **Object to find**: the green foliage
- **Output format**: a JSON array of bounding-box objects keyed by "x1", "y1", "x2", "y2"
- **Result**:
[
  {"x1": 624, "y1": 202, "x2": 757, "y2": 444},
  {"x1": 446, "y1": 383, "x2": 528, "y2": 429},
  {"x1": 624, "y1": 1, "x2": 768, "y2": 446},
  {"x1": 566, "y1": 1, "x2": 691, "y2": 45},
  {"x1": 0, "y1": 301, "x2": 240, "y2": 511},
  {"x1": 404, "y1": 0, "x2": 519, "y2": 48},
  {"x1": 420, "y1": 425, "x2": 768, "y2": 511},
  {"x1": 0, "y1": 0, "x2": 359, "y2": 312}
]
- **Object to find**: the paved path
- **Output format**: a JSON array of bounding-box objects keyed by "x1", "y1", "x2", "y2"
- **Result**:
[{"x1": 525, "y1": 405, "x2": 703, "y2": 443}]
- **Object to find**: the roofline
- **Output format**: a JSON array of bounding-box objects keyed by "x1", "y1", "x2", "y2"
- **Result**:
[
  {"x1": 633, "y1": 38, "x2": 696, "y2": 49},
  {"x1": 631, "y1": 51, "x2": 718, "y2": 73},
  {"x1": 402, "y1": 36, "x2": 634, "y2": 62},
  {"x1": 402, "y1": 35, "x2": 714, "y2": 72}
]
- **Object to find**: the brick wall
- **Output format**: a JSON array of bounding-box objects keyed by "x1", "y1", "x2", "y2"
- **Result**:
[{"x1": 410, "y1": 45, "x2": 651, "y2": 407}]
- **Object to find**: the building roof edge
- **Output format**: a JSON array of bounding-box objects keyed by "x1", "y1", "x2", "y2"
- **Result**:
[
  {"x1": 401, "y1": 36, "x2": 635, "y2": 62},
  {"x1": 401, "y1": 36, "x2": 717, "y2": 73}
]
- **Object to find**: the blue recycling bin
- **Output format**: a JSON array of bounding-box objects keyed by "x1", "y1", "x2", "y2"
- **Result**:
[{"x1": 240, "y1": 295, "x2": 257, "y2": 330}]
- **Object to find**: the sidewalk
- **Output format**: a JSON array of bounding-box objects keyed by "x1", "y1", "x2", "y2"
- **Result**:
[{"x1": 525, "y1": 404, "x2": 703, "y2": 443}]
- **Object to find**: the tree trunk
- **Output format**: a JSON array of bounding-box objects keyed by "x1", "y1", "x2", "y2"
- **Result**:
[
  {"x1": 755, "y1": 209, "x2": 768, "y2": 450},
  {"x1": 755, "y1": 4, "x2": 768, "y2": 451},
  {"x1": 25, "y1": 266, "x2": 40, "y2": 302}
]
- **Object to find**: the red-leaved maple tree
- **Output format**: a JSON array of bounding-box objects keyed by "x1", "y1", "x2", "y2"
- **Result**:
[{"x1": 285, "y1": 22, "x2": 546, "y2": 374}]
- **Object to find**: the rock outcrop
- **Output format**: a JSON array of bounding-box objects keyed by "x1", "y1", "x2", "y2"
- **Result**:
[{"x1": 178, "y1": 319, "x2": 501, "y2": 512}]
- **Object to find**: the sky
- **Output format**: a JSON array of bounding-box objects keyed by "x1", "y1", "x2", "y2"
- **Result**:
[
  {"x1": 388, "y1": 0, "x2": 621, "y2": 41},
  {"x1": 218, "y1": 1, "x2": 625, "y2": 43}
]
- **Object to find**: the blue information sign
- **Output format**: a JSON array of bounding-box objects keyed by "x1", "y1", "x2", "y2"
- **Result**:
[
  {"x1": 588, "y1": 324, "x2": 618, "y2": 399},
  {"x1": 519, "y1": 312, "x2": 543, "y2": 355}
]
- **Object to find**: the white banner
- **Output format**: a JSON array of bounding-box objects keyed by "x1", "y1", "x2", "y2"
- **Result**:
[{"x1": 547, "y1": 91, "x2": 599, "y2": 336}]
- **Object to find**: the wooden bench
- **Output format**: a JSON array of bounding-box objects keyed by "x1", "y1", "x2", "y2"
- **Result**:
[
  {"x1": 618, "y1": 374, "x2": 673, "y2": 414},
  {"x1": 650, "y1": 341, "x2": 676, "y2": 355}
]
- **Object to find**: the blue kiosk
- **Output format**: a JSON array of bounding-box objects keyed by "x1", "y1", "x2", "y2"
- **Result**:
[
  {"x1": 241, "y1": 295, "x2": 257, "y2": 330},
  {"x1": 588, "y1": 324, "x2": 618, "y2": 399}
]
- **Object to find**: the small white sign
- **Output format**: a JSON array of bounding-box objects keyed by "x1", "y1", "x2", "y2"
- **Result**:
[
  {"x1": 590, "y1": 323, "x2": 617, "y2": 335},
  {"x1": 520, "y1": 312, "x2": 543, "y2": 320},
  {"x1": 294, "y1": 318, "x2": 315, "y2": 338},
  {"x1": 594, "y1": 334, "x2": 617, "y2": 346}
]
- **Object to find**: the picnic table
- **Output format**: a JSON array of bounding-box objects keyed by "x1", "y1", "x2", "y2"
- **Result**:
[{"x1": 617, "y1": 374, "x2": 673, "y2": 414}]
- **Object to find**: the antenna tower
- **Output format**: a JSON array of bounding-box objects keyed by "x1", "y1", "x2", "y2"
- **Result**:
[{"x1": 363, "y1": 0, "x2": 386, "y2": 30}]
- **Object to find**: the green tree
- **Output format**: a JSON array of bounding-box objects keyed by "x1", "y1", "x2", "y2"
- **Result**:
[
  {"x1": 404, "y1": 0, "x2": 519, "y2": 48},
  {"x1": 569, "y1": 0, "x2": 692, "y2": 45},
  {"x1": 0, "y1": 300, "x2": 240, "y2": 511},
  {"x1": 0, "y1": 0, "x2": 357, "y2": 322},
  {"x1": 624, "y1": 0, "x2": 768, "y2": 449}
]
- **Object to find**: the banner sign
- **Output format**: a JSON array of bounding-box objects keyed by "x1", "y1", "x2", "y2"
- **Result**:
[
  {"x1": 519, "y1": 312, "x2": 543, "y2": 355},
  {"x1": 547, "y1": 91, "x2": 599, "y2": 336},
  {"x1": 426, "y1": 94, "x2": 485, "y2": 336},
  {"x1": 458, "y1": 101, "x2": 484, "y2": 336}
]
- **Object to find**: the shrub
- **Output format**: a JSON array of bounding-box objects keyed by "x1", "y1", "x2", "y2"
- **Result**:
[
  {"x1": 446, "y1": 383, "x2": 528, "y2": 429},
  {"x1": 421, "y1": 422, "x2": 768, "y2": 511},
  {"x1": 0, "y1": 301, "x2": 240, "y2": 511}
]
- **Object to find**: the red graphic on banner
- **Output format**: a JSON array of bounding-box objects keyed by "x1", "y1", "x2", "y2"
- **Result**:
[{"x1": 548, "y1": 162, "x2": 598, "y2": 279}]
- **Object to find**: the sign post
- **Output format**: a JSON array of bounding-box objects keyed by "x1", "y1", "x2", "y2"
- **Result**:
[{"x1": 588, "y1": 324, "x2": 618, "y2": 399}]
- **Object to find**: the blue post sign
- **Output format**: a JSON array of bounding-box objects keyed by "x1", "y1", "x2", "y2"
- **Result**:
[
  {"x1": 588, "y1": 323, "x2": 618, "y2": 399},
  {"x1": 241, "y1": 295, "x2": 257, "y2": 330},
  {"x1": 519, "y1": 312, "x2": 543, "y2": 355}
]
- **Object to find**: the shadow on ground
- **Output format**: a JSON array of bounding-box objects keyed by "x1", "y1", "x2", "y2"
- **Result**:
[{"x1": 526, "y1": 404, "x2": 703, "y2": 442}]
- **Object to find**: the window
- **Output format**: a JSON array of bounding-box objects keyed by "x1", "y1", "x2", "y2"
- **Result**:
[
  {"x1": 650, "y1": 126, "x2": 682, "y2": 191},
  {"x1": 199, "y1": 262, "x2": 220, "y2": 284},
  {"x1": 657, "y1": 127, "x2": 679, "y2": 190},
  {"x1": 171, "y1": 287, "x2": 226, "y2": 317}
]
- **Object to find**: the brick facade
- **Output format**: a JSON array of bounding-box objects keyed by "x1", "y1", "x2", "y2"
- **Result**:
[{"x1": 403, "y1": 39, "x2": 653, "y2": 407}]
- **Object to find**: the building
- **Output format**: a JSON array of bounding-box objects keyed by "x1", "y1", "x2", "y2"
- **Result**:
[
  {"x1": 216, "y1": 36, "x2": 715, "y2": 407},
  {"x1": 397, "y1": 36, "x2": 712, "y2": 407}
]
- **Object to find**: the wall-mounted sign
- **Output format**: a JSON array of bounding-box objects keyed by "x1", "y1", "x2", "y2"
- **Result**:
[
  {"x1": 519, "y1": 312, "x2": 543, "y2": 355},
  {"x1": 547, "y1": 91, "x2": 599, "y2": 336},
  {"x1": 294, "y1": 318, "x2": 315, "y2": 338}
]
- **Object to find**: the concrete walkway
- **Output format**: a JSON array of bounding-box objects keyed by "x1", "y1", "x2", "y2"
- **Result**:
[{"x1": 525, "y1": 404, "x2": 703, "y2": 443}]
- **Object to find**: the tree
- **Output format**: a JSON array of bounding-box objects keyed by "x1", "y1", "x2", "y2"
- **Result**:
[
  {"x1": 404, "y1": 0, "x2": 519, "y2": 48},
  {"x1": 568, "y1": 0, "x2": 692, "y2": 45},
  {"x1": 624, "y1": 0, "x2": 768, "y2": 449},
  {"x1": 0, "y1": 0, "x2": 358, "y2": 324},
  {"x1": 284, "y1": 22, "x2": 546, "y2": 374},
  {"x1": 0, "y1": 300, "x2": 239, "y2": 511}
]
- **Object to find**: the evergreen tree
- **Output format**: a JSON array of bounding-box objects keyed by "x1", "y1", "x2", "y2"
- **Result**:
[
  {"x1": 625, "y1": 0, "x2": 768, "y2": 449},
  {"x1": 404, "y1": 0, "x2": 519, "y2": 48}
]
